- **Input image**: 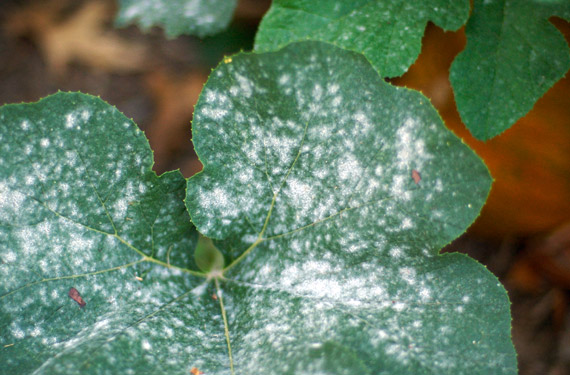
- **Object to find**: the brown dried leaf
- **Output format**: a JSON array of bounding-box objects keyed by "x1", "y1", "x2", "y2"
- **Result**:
[
  {"x1": 144, "y1": 69, "x2": 208, "y2": 173},
  {"x1": 4, "y1": 0, "x2": 147, "y2": 75}
]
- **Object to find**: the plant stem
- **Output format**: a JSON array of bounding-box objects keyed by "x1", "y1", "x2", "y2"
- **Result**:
[{"x1": 215, "y1": 278, "x2": 235, "y2": 375}]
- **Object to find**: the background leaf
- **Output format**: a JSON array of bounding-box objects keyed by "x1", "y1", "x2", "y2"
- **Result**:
[
  {"x1": 0, "y1": 93, "x2": 231, "y2": 374},
  {"x1": 116, "y1": 0, "x2": 238, "y2": 38},
  {"x1": 186, "y1": 41, "x2": 517, "y2": 374},
  {"x1": 449, "y1": 0, "x2": 570, "y2": 140},
  {"x1": 254, "y1": 0, "x2": 470, "y2": 77}
]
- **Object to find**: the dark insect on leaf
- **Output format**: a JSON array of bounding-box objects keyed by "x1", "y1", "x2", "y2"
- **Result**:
[
  {"x1": 68, "y1": 287, "x2": 86, "y2": 308},
  {"x1": 412, "y1": 169, "x2": 421, "y2": 184}
]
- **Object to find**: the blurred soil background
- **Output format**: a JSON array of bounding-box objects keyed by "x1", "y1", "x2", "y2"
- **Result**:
[{"x1": 0, "y1": 1, "x2": 569, "y2": 374}]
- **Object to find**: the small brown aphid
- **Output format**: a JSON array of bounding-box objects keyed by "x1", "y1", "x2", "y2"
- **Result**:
[
  {"x1": 68, "y1": 287, "x2": 86, "y2": 308},
  {"x1": 211, "y1": 293, "x2": 218, "y2": 301},
  {"x1": 411, "y1": 169, "x2": 421, "y2": 184},
  {"x1": 190, "y1": 367, "x2": 204, "y2": 375}
]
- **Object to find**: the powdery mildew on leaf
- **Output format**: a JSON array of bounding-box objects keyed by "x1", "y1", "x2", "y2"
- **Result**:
[
  {"x1": 116, "y1": 0, "x2": 238, "y2": 38},
  {"x1": 0, "y1": 93, "x2": 231, "y2": 374},
  {"x1": 450, "y1": 0, "x2": 570, "y2": 140},
  {"x1": 255, "y1": 0, "x2": 470, "y2": 77},
  {"x1": 189, "y1": 42, "x2": 487, "y2": 250},
  {"x1": 186, "y1": 41, "x2": 517, "y2": 373},
  {"x1": 1, "y1": 47, "x2": 517, "y2": 373},
  {"x1": 223, "y1": 251, "x2": 512, "y2": 374}
]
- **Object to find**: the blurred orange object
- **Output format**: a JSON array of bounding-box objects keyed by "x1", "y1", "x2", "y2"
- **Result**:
[{"x1": 393, "y1": 20, "x2": 570, "y2": 238}]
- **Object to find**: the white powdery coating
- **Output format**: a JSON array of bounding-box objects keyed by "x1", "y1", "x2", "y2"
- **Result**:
[
  {"x1": 389, "y1": 247, "x2": 403, "y2": 258},
  {"x1": 419, "y1": 287, "x2": 432, "y2": 301},
  {"x1": 401, "y1": 217, "x2": 414, "y2": 229},
  {"x1": 399, "y1": 267, "x2": 417, "y2": 285},
  {"x1": 0, "y1": 96, "x2": 243, "y2": 374},
  {"x1": 258, "y1": 246, "x2": 394, "y2": 309},
  {"x1": 327, "y1": 83, "x2": 340, "y2": 95},
  {"x1": 337, "y1": 154, "x2": 362, "y2": 181},
  {"x1": 284, "y1": 179, "x2": 314, "y2": 214},
  {"x1": 265, "y1": 133, "x2": 297, "y2": 166},
  {"x1": 11, "y1": 324, "x2": 25, "y2": 339},
  {"x1": 0, "y1": 181, "x2": 27, "y2": 221},
  {"x1": 394, "y1": 117, "x2": 432, "y2": 171},
  {"x1": 114, "y1": 199, "x2": 129, "y2": 220},
  {"x1": 390, "y1": 117, "x2": 433, "y2": 200},
  {"x1": 312, "y1": 84, "x2": 323, "y2": 101},
  {"x1": 332, "y1": 96, "x2": 342, "y2": 107},
  {"x1": 233, "y1": 236, "x2": 485, "y2": 373},
  {"x1": 65, "y1": 113, "x2": 76, "y2": 128},
  {"x1": 278, "y1": 74, "x2": 290, "y2": 85},
  {"x1": 390, "y1": 174, "x2": 409, "y2": 199},
  {"x1": 375, "y1": 165, "x2": 383, "y2": 176},
  {"x1": 123, "y1": 1, "x2": 154, "y2": 19},
  {"x1": 184, "y1": 0, "x2": 202, "y2": 17},
  {"x1": 352, "y1": 111, "x2": 372, "y2": 132},
  {"x1": 184, "y1": 0, "x2": 218, "y2": 26},
  {"x1": 204, "y1": 187, "x2": 229, "y2": 208},
  {"x1": 182, "y1": 38, "x2": 496, "y2": 375},
  {"x1": 235, "y1": 72, "x2": 253, "y2": 98},
  {"x1": 242, "y1": 124, "x2": 264, "y2": 164},
  {"x1": 196, "y1": 184, "x2": 240, "y2": 233},
  {"x1": 237, "y1": 169, "x2": 253, "y2": 183},
  {"x1": 3, "y1": 251, "x2": 17, "y2": 263},
  {"x1": 81, "y1": 110, "x2": 91, "y2": 121},
  {"x1": 122, "y1": 0, "x2": 226, "y2": 30},
  {"x1": 141, "y1": 339, "x2": 152, "y2": 351},
  {"x1": 201, "y1": 106, "x2": 228, "y2": 120}
]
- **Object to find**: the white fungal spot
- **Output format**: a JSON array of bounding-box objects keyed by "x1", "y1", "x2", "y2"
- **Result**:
[
  {"x1": 65, "y1": 113, "x2": 75, "y2": 128},
  {"x1": 141, "y1": 340, "x2": 152, "y2": 351},
  {"x1": 235, "y1": 73, "x2": 253, "y2": 98},
  {"x1": 327, "y1": 83, "x2": 339, "y2": 94},
  {"x1": 401, "y1": 218, "x2": 413, "y2": 229},
  {"x1": 286, "y1": 178, "x2": 313, "y2": 212},
  {"x1": 337, "y1": 155, "x2": 361, "y2": 181},
  {"x1": 278, "y1": 74, "x2": 290, "y2": 85},
  {"x1": 399, "y1": 267, "x2": 417, "y2": 285}
]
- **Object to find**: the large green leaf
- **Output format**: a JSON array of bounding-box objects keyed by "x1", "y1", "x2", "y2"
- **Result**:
[
  {"x1": 1, "y1": 45, "x2": 517, "y2": 373},
  {"x1": 116, "y1": 0, "x2": 238, "y2": 38},
  {"x1": 0, "y1": 93, "x2": 227, "y2": 373},
  {"x1": 254, "y1": 0, "x2": 470, "y2": 77},
  {"x1": 450, "y1": 0, "x2": 570, "y2": 140},
  {"x1": 186, "y1": 41, "x2": 517, "y2": 374}
]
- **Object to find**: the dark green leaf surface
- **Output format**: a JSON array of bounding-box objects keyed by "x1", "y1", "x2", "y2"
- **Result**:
[
  {"x1": 254, "y1": 0, "x2": 470, "y2": 77},
  {"x1": 0, "y1": 93, "x2": 230, "y2": 374},
  {"x1": 187, "y1": 41, "x2": 516, "y2": 374},
  {"x1": 450, "y1": 0, "x2": 570, "y2": 140},
  {"x1": 116, "y1": 0, "x2": 238, "y2": 38}
]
